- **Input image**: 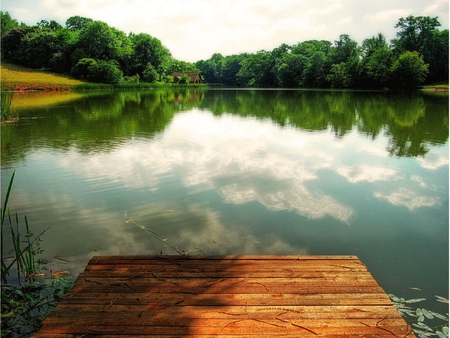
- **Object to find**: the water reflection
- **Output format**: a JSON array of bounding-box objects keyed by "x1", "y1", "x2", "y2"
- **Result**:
[
  {"x1": 1, "y1": 89, "x2": 448, "y2": 310},
  {"x1": 2, "y1": 89, "x2": 448, "y2": 164}
]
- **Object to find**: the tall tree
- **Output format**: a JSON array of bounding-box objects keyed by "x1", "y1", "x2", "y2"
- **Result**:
[
  {"x1": 65, "y1": 16, "x2": 93, "y2": 31},
  {"x1": 75, "y1": 21, "x2": 132, "y2": 64},
  {"x1": 360, "y1": 33, "x2": 393, "y2": 88},
  {"x1": 329, "y1": 34, "x2": 359, "y2": 65},
  {"x1": 393, "y1": 16, "x2": 441, "y2": 56},
  {"x1": 392, "y1": 16, "x2": 446, "y2": 82},
  {"x1": 0, "y1": 11, "x2": 22, "y2": 37},
  {"x1": 236, "y1": 50, "x2": 272, "y2": 87},
  {"x1": 128, "y1": 33, "x2": 171, "y2": 78},
  {"x1": 222, "y1": 54, "x2": 247, "y2": 86}
]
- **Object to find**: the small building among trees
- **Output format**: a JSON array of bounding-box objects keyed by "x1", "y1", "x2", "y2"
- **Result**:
[{"x1": 172, "y1": 72, "x2": 202, "y2": 84}]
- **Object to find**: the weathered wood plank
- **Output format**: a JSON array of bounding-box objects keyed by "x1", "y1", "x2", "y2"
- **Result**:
[
  {"x1": 36, "y1": 323, "x2": 414, "y2": 336},
  {"x1": 32, "y1": 255, "x2": 415, "y2": 337}
]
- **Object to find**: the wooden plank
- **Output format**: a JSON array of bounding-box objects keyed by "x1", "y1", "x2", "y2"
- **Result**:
[{"x1": 32, "y1": 255, "x2": 415, "y2": 337}]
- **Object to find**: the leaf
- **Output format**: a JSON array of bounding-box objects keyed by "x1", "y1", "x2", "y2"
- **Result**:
[
  {"x1": 389, "y1": 294, "x2": 401, "y2": 303},
  {"x1": 429, "y1": 311, "x2": 448, "y2": 321},
  {"x1": 415, "y1": 308, "x2": 425, "y2": 322},
  {"x1": 435, "y1": 295, "x2": 449, "y2": 304},
  {"x1": 421, "y1": 308, "x2": 434, "y2": 319},
  {"x1": 413, "y1": 322, "x2": 434, "y2": 332},
  {"x1": 406, "y1": 298, "x2": 426, "y2": 304},
  {"x1": 435, "y1": 330, "x2": 447, "y2": 338}
]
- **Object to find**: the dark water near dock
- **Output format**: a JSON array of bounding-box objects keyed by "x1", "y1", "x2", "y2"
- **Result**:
[{"x1": 1, "y1": 88, "x2": 448, "y2": 313}]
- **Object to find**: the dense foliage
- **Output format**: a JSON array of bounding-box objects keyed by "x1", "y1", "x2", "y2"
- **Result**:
[
  {"x1": 1, "y1": 11, "x2": 448, "y2": 89},
  {"x1": 0, "y1": 12, "x2": 199, "y2": 85},
  {"x1": 195, "y1": 16, "x2": 447, "y2": 90}
]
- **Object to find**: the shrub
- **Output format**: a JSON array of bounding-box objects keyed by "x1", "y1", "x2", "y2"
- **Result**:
[
  {"x1": 122, "y1": 74, "x2": 140, "y2": 83},
  {"x1": 71, "y1": 58, "x2": 97, "y2": 79},
  {"x1": 390, "y1": 51, "x2": 429, "y2": 90},
  {"x1": 71, "y1": 58, "x2": 123, "y2": 84},
  {"x1": 88, "y1": 60, "x2": 123, "y2": 84},
  {"x1": 178, "y1": 73, "x2": 190, "y2": 84},
  {"x1": 142, "y1": 63, "x2": 158, "y2": 83}
]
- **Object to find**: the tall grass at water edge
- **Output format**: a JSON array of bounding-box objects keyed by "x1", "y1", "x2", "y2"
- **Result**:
[
  {"x1": 1, "y1": 80, "x2": 17, "y2": 122},
  {"x1": 1, "y1": 171, "x2": 73, "y2": 337}
]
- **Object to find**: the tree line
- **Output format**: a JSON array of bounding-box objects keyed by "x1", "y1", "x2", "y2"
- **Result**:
[
  {"x1": 1, "y1": 12, "x2": 199, "y2": 84},
  {"x1": 196, "y1": 16, "x2": 448, "y2": 90},
  {"x1": 1, "y1": 12, "x2": 448, "y2": 89}
]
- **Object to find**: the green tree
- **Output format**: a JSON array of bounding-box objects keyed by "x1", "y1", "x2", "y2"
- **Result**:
[
  {"x1": 89, "y1": 60, "x2": 123, "y2": 84},
  {"x1": 142, "y1": 63, "x2": 158, "y2": 82},
  {"x1": 295, "y1": 40, "x2": 332, "y2": 88},
  {"x1": 276, "y1": 53, "x2": 308, "y2": 87},
  {"x1": 166, "y1": 59, "x2": 199, "y2": 74},
  {"x1": 18, "y1": 30, "x2": 61, "y2": 68},
  {"x1": 425, "y1": 29, "x2": 449, "y2": 82},
  {"x1": 327, "y1": 63, "x2": 349, "y2": 88},
  {"x1": 128, "y1": 33, "x2": 171, "y2": 79},
  {"x1": 36, "y1": 19, "x2": 62, "y2": 31},
  {"x1": 0, "y1": 11, "x2": 22, "y2": 37},
  {"x1": 178, "y1": 73, "x2": 190, "y2": 84},
  {"x1": 302, "y1": 51, "x2": 330, "y2": 87},
  {"x1": 65, "y1": 16, "x2": 93, "y2": 31},
  {"x1": 329, "y1": 34, "x2": 359, "y2": 65},
  {"x1": 71, "y1": 58, "x2": 97, "y2": 79},
  {"x1": 361, "y1": 33, "x2": 388, "y2": 58},
  {"x1": 222, "y1": 54, "x2": 247, "y2": 86},
  {"x1": 1, "y1": 26, "x2": 33, "y2": 62},
  {"x1": 390, "y1": 51, "x2": 429, "y2": 90},
  {"x1": 236, "y1": 50, "x2": 272, "y2": 87},
  {"x1": 195, "y1": 53, "x2": 224, "y2": 84},
  {"x1": 392, "y1": 15, "x2": 447, "y2": 82},
  {"x1": 76, "y1": 21, "x2": 132, "y2": 64},
  {"x1": 327, "y1": 34, "x2": 361, "y2": 88},
  {"x1": 364, "y1": 47, "x2": 395, "y2": 88},
  {"x1": 393, "y1": 16, "x2": 441, "y2": 56}
]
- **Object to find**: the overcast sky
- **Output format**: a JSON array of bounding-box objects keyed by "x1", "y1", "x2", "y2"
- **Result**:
[{"x1": 2, "y1": 0, "x2": 448, "y2": 62}]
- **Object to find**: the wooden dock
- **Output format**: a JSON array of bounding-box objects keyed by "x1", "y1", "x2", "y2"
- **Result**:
[{"x1": 33, "y1": 255, "x2": 415, "y2": 337}]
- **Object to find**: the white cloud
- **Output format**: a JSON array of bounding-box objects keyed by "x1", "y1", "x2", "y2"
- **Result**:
[
  {"x1": 337, "y1": 165, "x2": 398, "y2": 183},
  {"x1": 416, "y1": 151, "x2": 449, "y2": 170},
  {"x1": 59, "y1": 109, "x2": 354, "y2": 223},
  {"x1": 374, "y1": 188, "x2": 441, "y2": 211}
]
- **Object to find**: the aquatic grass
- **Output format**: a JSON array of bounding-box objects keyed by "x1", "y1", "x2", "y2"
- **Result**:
[
  {"x1": 390, "y1": 294, "x2": 449, "y2": 338},
  {"x1": 1, "y1": 170, "x2": 48, "y2": 284},
  {"x1": 1, "y1": 171, "x2": 73, "y2": 337},
  {"x1": 1, "y1": 79, "x2": 17, "y2": 122}
]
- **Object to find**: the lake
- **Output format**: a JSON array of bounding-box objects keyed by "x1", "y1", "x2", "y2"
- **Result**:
[{"x1": 1, "y1": 88, "x2": 448, "y2": 313}]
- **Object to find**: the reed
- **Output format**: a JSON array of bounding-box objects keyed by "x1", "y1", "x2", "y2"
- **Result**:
[
  {"x1": 1, "y1": 79, "x2": 17, "y2": 121},
  {"x1": 1, "y1": 171, "x2": 72, "y2": 337},
  {"x1": 1, "y1": 171, "x2": 49, "y2": 284}
]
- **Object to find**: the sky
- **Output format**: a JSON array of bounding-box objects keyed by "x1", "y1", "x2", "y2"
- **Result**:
[{"x1": 2, "y1": 0, "x2": 449, "y2": 62}]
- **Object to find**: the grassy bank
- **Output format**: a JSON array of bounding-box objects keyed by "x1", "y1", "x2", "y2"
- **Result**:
[
  {"x1": 1, "y1": 62, "x2": 207, "y2": 91},
  {"x1": 419, "y1": 83, "x2": 449, "y2": 91},
  {"x1": 73, "y1": 82, "x2": 208, "y2": 90},
  {"x1": 1, "y1": 62, "x2": 85, "y2": 91}
]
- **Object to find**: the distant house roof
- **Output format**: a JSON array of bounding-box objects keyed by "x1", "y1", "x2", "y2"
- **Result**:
[{"x1": 172, "y1": 72, "x2": 202, "y2": 84}]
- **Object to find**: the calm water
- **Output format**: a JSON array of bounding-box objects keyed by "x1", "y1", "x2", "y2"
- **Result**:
[{"x1": 1, "y1": 89, "x2": 448, "y2": 312}]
